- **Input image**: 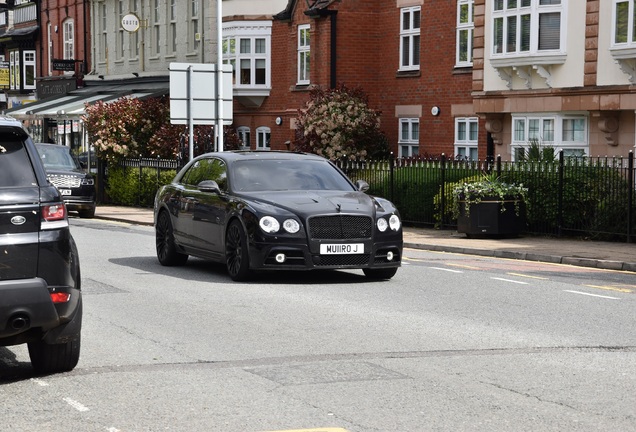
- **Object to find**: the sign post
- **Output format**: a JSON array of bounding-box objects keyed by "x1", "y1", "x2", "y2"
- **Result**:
[{"x1": 169, "y1": 63, "x2": 233, "y2": 160}]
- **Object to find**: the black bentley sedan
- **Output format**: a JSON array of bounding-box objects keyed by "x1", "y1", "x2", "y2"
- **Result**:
[{"x1": 154, "y1": 151, "x2": 403, "y2": 281}]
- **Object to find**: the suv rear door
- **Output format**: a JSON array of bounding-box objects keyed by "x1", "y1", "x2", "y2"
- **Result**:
[{"x1": 0, "y1": 139, "x2": 41, "y2": 280}]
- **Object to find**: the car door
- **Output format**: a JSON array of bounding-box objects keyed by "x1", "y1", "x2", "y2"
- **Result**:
[{"x1": 189, "y1": 158, "x2": 228, "y2": 255}]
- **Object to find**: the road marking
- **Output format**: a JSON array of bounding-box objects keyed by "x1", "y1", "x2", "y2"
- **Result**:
[
  {"x1": 564, "y1": 290, "x2": 620, "y2": 300},
  {"x1": 30, "y1": 378, "x2": 49, "y2": 386},
  {"x1": 262, "y1": 429, "x2": 349, "y2": 432},
  {"x1": 403, "y1": 257, "x2": 426, "y2": 262},
  {"x1": 491, "y1": 277, "x2": 529, "y2": 285},
  {"x1": 431, "y1": 267, "x2": 463, "y2": 273},
  {"x1": 507, "y1": 272, "x2": 548, "y2": 280},
  {"x1": 584, "y1": 284, "x2": 633, "y2": 293},
  {"x1": 63, "y1": 397, "x2": 89, "y2": 412},
  {"x1": 447, "y1": 263, "x2": 482, "y2": 270}
]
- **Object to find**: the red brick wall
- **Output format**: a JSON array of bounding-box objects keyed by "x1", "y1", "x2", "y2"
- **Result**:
[
  {"x1": 233, "y1": 0, "x2": 477, "y2": 158},
  {"x1": 39, "y1": 0, "x2": 91, "y2": 78}
]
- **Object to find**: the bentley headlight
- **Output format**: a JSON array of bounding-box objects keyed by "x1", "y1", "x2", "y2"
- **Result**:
[
  {"x1": 283, "y1": 219, "x2": 300, "y2": 233},
  {"x1": 377, "y1": 217, "x2": 388, "y2": 232},
  {"x1": 389, "y1": 214, "x2": 401, "y2": 231},
  {"x1": 259, "y1": 216, "x2": 280, "y2": 233}
]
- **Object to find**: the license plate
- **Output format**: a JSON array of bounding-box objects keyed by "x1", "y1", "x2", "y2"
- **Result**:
[
  {"x1": 60, "y1": 189, "x2": 71, "y2": 196},
  {"x1": 320, "y1": 243, "x2": 364, "y2": 254}
]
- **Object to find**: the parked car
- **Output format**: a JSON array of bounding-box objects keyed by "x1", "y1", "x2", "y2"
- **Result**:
[
  {"x1": 0, "y1": 116, "x2": 82, "y2": 373},
  {"x1": 154, "y1": 151, "x2": 403, "y2": 281},
  {"x1": 35, "y1": 143, "x2": 96, "y2": 218}
]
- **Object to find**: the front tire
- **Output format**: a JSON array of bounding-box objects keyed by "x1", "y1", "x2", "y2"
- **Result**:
[
  {"x1": 225, "y1": 220, "x2": 251, "y2": 281},
  {"x1": 363, "y1": 267, "x2": 398, "y2": 280},
  {"x1": 156, "y1": 211, "x2": 188, "y2": 266}
]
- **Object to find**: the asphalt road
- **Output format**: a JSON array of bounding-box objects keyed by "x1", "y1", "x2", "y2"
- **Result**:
[{"x1": 1, "y1": 218, "x2": 635, "y2": 432}]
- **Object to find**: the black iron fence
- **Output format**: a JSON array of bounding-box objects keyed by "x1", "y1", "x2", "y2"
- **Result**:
[
  {"x1": 98, "y1": 152, "x2": 635, "y2": 242},
  {"x1": 335, "y1": 152, "x2": 635, "y2": 242}
]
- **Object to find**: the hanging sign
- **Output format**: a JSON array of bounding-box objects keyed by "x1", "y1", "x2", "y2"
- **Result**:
[{"x1": 122, "y1": 14, "x2": 141, "y2": 33}]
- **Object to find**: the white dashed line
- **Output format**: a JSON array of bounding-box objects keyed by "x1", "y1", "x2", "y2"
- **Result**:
[
  {"x1": 564, "y1": 290, "x2": 620, "y2": 300},
  {"x1": 430, "y1": 267, "x2": 463, "y2": 273},
  {"x1": 491, "y1": 277, "x2": 529, "y2": 285},
  {"x1": 63, "y1": 397, "x2": 90, "y2": 412}
]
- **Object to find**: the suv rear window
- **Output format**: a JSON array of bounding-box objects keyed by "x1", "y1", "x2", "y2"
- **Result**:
[{"x1": 0, "y1": 140, "x2": 37, "y2": 187}]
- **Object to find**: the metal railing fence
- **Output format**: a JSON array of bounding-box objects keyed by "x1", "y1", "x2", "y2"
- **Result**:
[{"x1": 98, "y1": 152, "x2": 635, "y2": 242}]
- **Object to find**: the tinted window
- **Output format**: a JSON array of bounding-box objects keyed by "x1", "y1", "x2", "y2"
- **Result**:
[
  {"x1": 0, "y1": 141, "x2": 37, "y2": 187},
  {"x1": 231, "y1": 159, "x2": 354, "y2": 192},
  {"x1": 182, "y1": 158, "x2": 228, "y2": 191},
  {"x1": 36, "y1": 145, "x2": 82, "y2": 170}
]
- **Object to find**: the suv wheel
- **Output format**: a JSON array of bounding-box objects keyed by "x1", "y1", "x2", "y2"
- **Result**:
[{"x1": 28, "y1": 336, "x2": 81, "y2": 374}]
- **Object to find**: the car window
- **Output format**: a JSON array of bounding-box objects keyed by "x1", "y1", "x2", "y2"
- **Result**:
[
  {"x1": 0, "y1": 140, "x2": 37, "y2": 187},
  {"x1": 36, "y1": 145, "x2": 81, "y2": 171},
  {"x1": 231, "y1": 159, "x2": 355, "y2": 192},
  {"x1": 182, "y1": 158, "x2": 228, "y2": 191}
]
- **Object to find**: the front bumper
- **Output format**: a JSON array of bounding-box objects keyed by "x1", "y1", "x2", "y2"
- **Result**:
[{"x1": 248, "y1": 236, "x2": 403, "y2": 271}]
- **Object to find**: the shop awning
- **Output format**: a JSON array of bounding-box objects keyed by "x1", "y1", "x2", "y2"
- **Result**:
[{"x1": 3, "y1": 83, "x2": 168, "y2": 120}]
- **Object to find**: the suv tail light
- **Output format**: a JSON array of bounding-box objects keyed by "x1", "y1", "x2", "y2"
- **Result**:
[
  {"x1": 43, "y1": 204, "x2": 66, "y2": 221},
  {"x1": 50, "y1": 292, "x2": 71, "y2": 303}
]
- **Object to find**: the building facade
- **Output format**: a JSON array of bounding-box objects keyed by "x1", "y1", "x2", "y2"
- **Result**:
[{"x1": 474, "y1": 0, "x2": 636, "y2": 160}]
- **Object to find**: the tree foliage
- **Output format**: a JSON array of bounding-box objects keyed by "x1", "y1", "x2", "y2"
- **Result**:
[
  {"x1": 293, "y1": 84, "x2": 389, "y2": 160},
  {"x1": 83, "y1": 96, "x2": 243, "y2": 163}
]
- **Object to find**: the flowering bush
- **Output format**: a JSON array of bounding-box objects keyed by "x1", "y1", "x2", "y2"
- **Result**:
[
  {"x1": 452, "y1": 173, "x2": 528, "y2": 218},
  {"x1": 83, "y1": 96, "x2": 243, "y2": 163},
  {"x1": 293, "y1": 84, "x2": 389, "y2": 160},
  {"x1": 83, "y1": 96, "x2": 174, "y2": 162}
]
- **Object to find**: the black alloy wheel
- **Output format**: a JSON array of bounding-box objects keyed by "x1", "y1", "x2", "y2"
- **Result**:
[
  {"x1": 156, "y1": 211, "x2": 188, "y2": 266},
  {"x1": 225, "y1": 220, "x2": 251, "y2": 281}
]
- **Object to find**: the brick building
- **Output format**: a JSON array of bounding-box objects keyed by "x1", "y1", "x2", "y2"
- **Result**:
[{"x1": 231, "y1": 0, "x2": 477, "y2": 159}]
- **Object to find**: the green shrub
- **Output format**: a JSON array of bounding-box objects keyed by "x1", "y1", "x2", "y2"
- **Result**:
[{"x1": 106, "y1": 166, "x2": 176, "y2": 207}]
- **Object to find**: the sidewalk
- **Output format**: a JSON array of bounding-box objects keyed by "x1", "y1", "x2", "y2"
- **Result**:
[{"x1": 94, "y1": 205, "x2": 636, "y2": 272}]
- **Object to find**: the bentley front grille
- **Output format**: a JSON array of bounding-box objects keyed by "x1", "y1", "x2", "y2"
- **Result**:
[{"x1": 309, "y1": 215, "x2": 372, "y2": 240}]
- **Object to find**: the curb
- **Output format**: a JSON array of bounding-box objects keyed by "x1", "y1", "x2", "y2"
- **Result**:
[{"x1": 404, "y1": 242, "x2": 636, "y2": 272}]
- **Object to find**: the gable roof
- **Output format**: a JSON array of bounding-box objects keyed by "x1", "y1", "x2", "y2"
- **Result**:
[{"x1": 273, "y1": 0, "x2": 337, "y2": 21}]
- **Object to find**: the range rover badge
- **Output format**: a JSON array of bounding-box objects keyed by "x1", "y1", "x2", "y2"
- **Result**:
[{"x1": 11, "y1": 216, "x2": 26, "y2": 225}]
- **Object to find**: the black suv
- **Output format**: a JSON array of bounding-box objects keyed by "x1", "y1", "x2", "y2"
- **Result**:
[
  {"x1": 35, "y1": 143, "x2": 96, "y2": 218},
  {"x1": 0, "y1": 116, "x2": 82, "y2": 374}
]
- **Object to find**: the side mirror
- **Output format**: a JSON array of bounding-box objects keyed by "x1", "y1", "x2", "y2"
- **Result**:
[
  {"x1": 197, "y1": 180, "x2": 221, "y2": 194},
  {"x1": 355, "y1": 179, "x2": 370, "y2": 193}
]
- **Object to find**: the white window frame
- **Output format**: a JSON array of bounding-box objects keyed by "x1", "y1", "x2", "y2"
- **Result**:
[
  {"x1": 99, "y1": 3, "x2": 107, "y2": 62},
  {"x1": 237, "y1": 126, "x2": 251, "y2": 149},
  {"x1": 511, "y1": 113, "x2": 587, "y2": 160},
  {"x1": 398, "y1": 118, "x2": 419, "y2": 158},
  {"x1": 168, "y1": 0, "x2": 177, "y2": 55},
  {"x1": 223, "y1": 22, "x2": 272, "y2": 90},
  {"x1": 491, "y1": 0, "x2": 565, "y2": 58},
  {"x1": 152, "y1": 0, "x2": 161, "y2": 56},
  {"x1": 399, "y1": 6, "x2": 421, "y2": 71},
  {"x1": 130, "y1": 0, "x2": 140, "y2": 59},
  {"x1": 23, "y1": 50, "x2": 36, "y2": 90},
  {"x1": 63, "y1": 19, "x2": 74, "y2": 60},
  {"x1": 612, "y1": 0, "x2": 636, "y2": 53},
  {"x1": 456, "y1": 0, "x2": 474, "y2": 67},
  {"x1": 9, "y1": 50, "x2": 19, "y2": 90},
  {"x1": 297, "y1": 24, "x2": 310, "y2": 85},
  {"x1": 256, "y1": 127, "x2": 271, "y2": 150},
  {"x1": 189, "y1": 0, "x2": 200, "y2": 53},
  {"x1": 47, "y1": 22, "x2": 53, "y2": 75},
  {"x1": 117, "y1": 1, "x2": 125, "y2": 60},
  {"x1": 454, "y1": 117, "x2": 478, "y2": 160}
]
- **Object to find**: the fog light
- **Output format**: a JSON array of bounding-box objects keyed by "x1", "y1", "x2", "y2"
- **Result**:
[
  {"x1": 386, "y1": 251, "x2": 394, "y2": 261},
  {"x1": 275, "y1": 253, "x2": 286, "y2": 263}
]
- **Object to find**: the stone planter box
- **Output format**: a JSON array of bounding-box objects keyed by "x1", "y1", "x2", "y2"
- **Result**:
[{"x1": 457, "y1": 197, "x2": 526, "y2": 238}]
